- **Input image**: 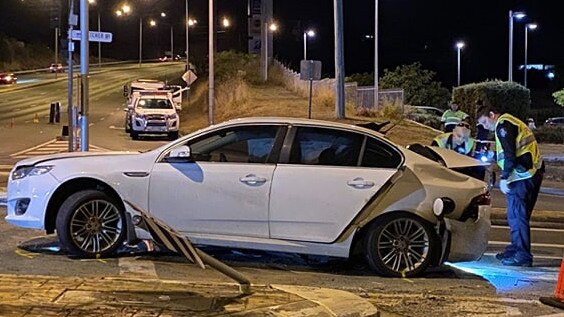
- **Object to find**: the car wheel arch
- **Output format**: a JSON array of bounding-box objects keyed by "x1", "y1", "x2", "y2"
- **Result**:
[{"x1": 45, "y1": 177, "x2": 124, "y2": 234}]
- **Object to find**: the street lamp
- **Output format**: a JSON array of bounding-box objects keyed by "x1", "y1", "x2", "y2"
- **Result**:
[
  {"x1": 455, "y1": 41, "x2": 465, "y2": 86},
  {"x1": 508, "y1": 10, "x2": 526, "y2": 82},
  {"x1": 88, "y1": 0, "x2": 101, "y2": 68},
  {"x1": 524, "y1": 23, "x2": 537, "y2": 87},
  {"x1": 303, "y1": 29, "x2": 315, "y2": 60},
  {"x1": 222, "y1": 17, "x2": 230, "y2": 28}
]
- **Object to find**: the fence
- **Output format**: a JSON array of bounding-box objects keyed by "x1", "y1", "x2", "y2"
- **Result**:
[{"x1": 272, "y1": 60, "x2": 403, "y2": 110}]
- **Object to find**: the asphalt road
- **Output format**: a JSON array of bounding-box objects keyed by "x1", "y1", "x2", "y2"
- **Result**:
[{"x1": 0, "y1": 63, "x2": 563, "y2": 316}]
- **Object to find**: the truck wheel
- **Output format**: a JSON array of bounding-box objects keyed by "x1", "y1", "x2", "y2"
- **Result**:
[
  {"x1": 56, "y1": 190, "x2": 126, "y2": 258},
  {"x1": 130, "y1": 131, "x2": 139, "y2": 140}
]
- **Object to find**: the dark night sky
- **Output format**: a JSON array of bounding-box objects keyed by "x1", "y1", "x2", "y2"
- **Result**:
[{"x1": 1, "y1": 0, "x2": 562, "y2": 88}]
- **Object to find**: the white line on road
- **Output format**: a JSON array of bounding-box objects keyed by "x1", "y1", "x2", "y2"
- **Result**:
[
  {"x1": 492, "y1": 225, "x2": 564, "y2": 233},
  {"x1": 10, "y1": 139, "x2": 58, "y2": 157},
  {"x1": 489, "y1": 240, "x2": 564, "y2": 248}
]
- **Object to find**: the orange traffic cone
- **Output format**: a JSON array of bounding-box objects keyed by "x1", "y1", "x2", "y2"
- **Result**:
[
  {"x1": 33, "y1": 113, "x2": 39, "y2": 124},
  {"x1": 540, "y1": 258, "x2": 564, "y2": 309}
]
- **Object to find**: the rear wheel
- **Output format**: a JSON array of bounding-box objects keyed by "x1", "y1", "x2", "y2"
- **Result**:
[
  {"x1": 364, "y1": 212, "x2": 438, "y2": 277},
  {"x1": 56, "y1": 190, "x2": 126, "y2": 258}
]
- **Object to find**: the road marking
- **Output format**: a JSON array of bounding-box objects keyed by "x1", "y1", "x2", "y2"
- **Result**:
[
  {"x1": 492, "y1": 225, "x2": 564, "y2": 233},
  {"x1": 484, "y1": 252, "x2": 563, "y2": 260},
  {"x1": 10, "y1": 139, "x2": 110, "y2": 159},
  {"x1": 109, "y1": 125, "x2": 123, "y2": 130},
  {"x1": 118, "y1": 257, "x2": 158, "y2": 278},
  {"x1": 489, "y1": 240, "x2": 564, "y2": 248}
]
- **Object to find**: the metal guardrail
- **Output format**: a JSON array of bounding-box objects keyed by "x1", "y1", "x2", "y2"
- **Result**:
[{"x1": 11, "y1": 59, "x2": 169, "y2": 75}]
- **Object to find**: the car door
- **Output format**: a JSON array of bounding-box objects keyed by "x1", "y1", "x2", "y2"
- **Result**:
[
  {"x1": 148, "y1": 124, "x2": 285, "y2": 238},
  {"x1": 269, "y1": 126, "x2": 403, "y2": 243}
]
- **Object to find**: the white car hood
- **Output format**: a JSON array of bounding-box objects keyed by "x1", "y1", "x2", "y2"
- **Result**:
[{"x1": 14, "y1": 151, "x2": 138, "y2": 167}]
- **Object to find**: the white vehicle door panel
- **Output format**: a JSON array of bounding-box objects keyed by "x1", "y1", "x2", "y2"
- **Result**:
[
  {"x1": 269, "y1": 165, "x2": 396, "y2": 242},
  {"x1": 149, "y1": 162, "x2": 275, "y2": 238}
]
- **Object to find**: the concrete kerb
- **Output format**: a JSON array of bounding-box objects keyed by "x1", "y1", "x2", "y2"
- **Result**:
[{"x1": 0, "y1": 273, "x2": 379, "y2": 317}]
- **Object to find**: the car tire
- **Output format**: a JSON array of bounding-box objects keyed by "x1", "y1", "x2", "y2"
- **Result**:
[
  {"x1": 364, "y1": 212, "x2": 439, "y2": 277},
  {"x1": 168, "y1": 131, "x2": 179, "y2": 140},
  {"x1": 56, "y1": 189, "x2": 126, "y2": 258}
]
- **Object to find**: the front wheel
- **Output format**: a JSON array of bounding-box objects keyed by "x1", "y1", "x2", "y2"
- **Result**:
[
  {"x1": 364, "y1": 212, "x2": 438, "y2": 277},
  {"x1": 56, "y1": 190, "x2": 126, "y2": 258}
]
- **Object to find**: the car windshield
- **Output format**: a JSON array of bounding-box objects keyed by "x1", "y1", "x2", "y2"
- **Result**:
[{"x1": 137, "y1": 98, "x2": 173, "y2": 109}]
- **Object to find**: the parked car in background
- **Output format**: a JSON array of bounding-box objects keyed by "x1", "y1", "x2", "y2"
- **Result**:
[
  {"x1": 408, "y1": 106, "x2": 444, "y2": 130},
  {"x1": 545, "y1": 117, "x2": 564, "y2": 127},
  {"x1": 0, "y1": 72, "x2": 17, "y2": 84},
  {"x1": 49, "y1": 63, "x2": 64, "y2": 73},
  {"x1": 5, "y1": 117, "x2": 491, "y2": 277}
]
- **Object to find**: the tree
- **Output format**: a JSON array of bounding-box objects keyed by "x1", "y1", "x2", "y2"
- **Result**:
[
  {"x1": 553, "y1": 89, "x2": 564, "y2": 107},
  {"x1": 379, "y1": 62, "x2": 450, "y2": 107}
]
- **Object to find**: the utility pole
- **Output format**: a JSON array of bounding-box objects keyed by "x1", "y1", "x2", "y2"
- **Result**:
[
  {"x1": 374, "y1": 0, "x2": 379, "y2": 109},
  {"x1": 79, "y1": 0, "x2": 89, "y2": 151},
  {"x1": 208, "y1": 0, "x2": 215, "y2": 125},
  {"x1": 67, "y1": 0, "x2": 77, "y2": 152},
  {"x1": 334, "y1": 0, "x2": 345, "y2": 119}
]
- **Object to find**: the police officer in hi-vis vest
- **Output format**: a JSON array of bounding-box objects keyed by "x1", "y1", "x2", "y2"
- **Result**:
[
  {"x1": 432, "y1": 121, "x2": 476, "y2": 156},
  {"x1": 477, "y1": 106, "x2": 544, "y2": 267},
  {"x1": 441, "y1": 102, "x2": 469, "y2": 133}
]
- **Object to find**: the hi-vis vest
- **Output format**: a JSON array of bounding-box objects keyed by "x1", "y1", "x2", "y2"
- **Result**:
[
  {"x1": 495, "y1": 113, "x2": 542, "y2": 183},
  {"x1": 434, "y1": 132, "x2": 475, "y2": 156},
  {"x1": 441, "y1": 110, "x2": 468, "y2": 127}
]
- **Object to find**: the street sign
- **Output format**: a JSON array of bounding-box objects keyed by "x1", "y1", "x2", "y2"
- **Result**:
[
  {"x1": 70, "y1": 30, "x2": 113, "y2": 43},
  {"x1": 182, "y1": 70, "x2": 198, "y2": 86}
]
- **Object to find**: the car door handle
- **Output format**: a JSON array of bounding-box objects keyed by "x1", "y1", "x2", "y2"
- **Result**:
[
  {"x1": 239, "y1": 174, "x2": 267, "y2": 185},
  {"x1": 347, "y1": 178, "x2": 375, "y2": 189}
]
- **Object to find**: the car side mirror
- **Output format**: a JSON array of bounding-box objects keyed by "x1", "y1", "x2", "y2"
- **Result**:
[{"x1": 166, "y1": 145, "x2": 193, "y2": 163}]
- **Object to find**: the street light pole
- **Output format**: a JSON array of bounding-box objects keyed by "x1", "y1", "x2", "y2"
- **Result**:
[
  {"x1": 456, "y1": 41, "x2": 464, "y2": 86},
  {"x1": 208, "y1": 0, "x2": 215, "y2": 125},
  {"x1": 79, "y1": 0, "x2": 90, "y2": 151},
  {"x1": 303, "y1": 30, "x2": 314, "y2": 60},
  {"x1": 524, "y1": 23, "x2": 537, "y2": 88},
  {"x1": 97, "y1": 11, "x2": 101, "y2": 67},
  {"x1": 508, "y1": 10, "x2": 526, "y2": 82},
  {"x1": 139, "y1": 17, "x2": 143, "y2": 67},
  {"x1": 374, "y1": 0, "x2": 378, "y2": 109},
  {"x1": 170, "y1": 25, "x2": 174, "y2": 60},
  {"x1": 185, "y1": 0, "x2": 189, "y2": 69}
]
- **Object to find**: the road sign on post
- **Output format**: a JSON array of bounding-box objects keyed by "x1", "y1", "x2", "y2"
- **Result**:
[
  {"x1": 300, "y1": 60, "x2": 322, "y2": 119},
  {"x1": 70, "y1": 30, "x2": 113, "y2": 43}
]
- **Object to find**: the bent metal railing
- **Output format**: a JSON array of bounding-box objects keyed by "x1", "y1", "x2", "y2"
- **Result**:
[{"x1": 124, "y1": 200, "x2": 252, "y2": 295}]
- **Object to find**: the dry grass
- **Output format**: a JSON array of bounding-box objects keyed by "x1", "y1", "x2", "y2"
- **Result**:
[{"x1": 179, "y1": 82, "x2": 439, "y2": 147}]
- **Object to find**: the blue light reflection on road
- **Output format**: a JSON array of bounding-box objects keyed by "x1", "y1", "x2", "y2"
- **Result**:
[{"x1": 447, "y1": 256, "x2": 559, "y2": 293}]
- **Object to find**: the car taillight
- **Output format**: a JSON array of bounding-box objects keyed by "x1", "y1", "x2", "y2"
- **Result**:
[{"x1": 459, "y1": 192, "x2": 490, "y2": 222}]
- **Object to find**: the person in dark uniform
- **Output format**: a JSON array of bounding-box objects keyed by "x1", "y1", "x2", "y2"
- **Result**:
[{"x1": 477, "y1": 106, "x2": 544, "y2": 266}]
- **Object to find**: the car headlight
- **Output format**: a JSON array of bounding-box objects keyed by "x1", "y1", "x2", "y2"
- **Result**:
[
  {"x1": 5, "y1": 75, "x2": 12, "y2": 81},
  {"x1": 11, "y1": 165, "x2": 53, "y2": 180}
]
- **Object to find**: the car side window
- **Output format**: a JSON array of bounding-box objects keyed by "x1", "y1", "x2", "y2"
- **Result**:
[
  {"x1": 187, "y1": 125, "x2": 279, "y2": 163},
  {"x1": 362, "y1": 137, "x2": 403, "y2": 169},
  {"x1": 289, "y1": 127, "x2": 363, "y2": 166}
]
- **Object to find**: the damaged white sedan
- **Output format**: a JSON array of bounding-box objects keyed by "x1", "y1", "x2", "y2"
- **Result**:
[{"x1": 5, "y1": 117, "x2": 491, "y2": 277}]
